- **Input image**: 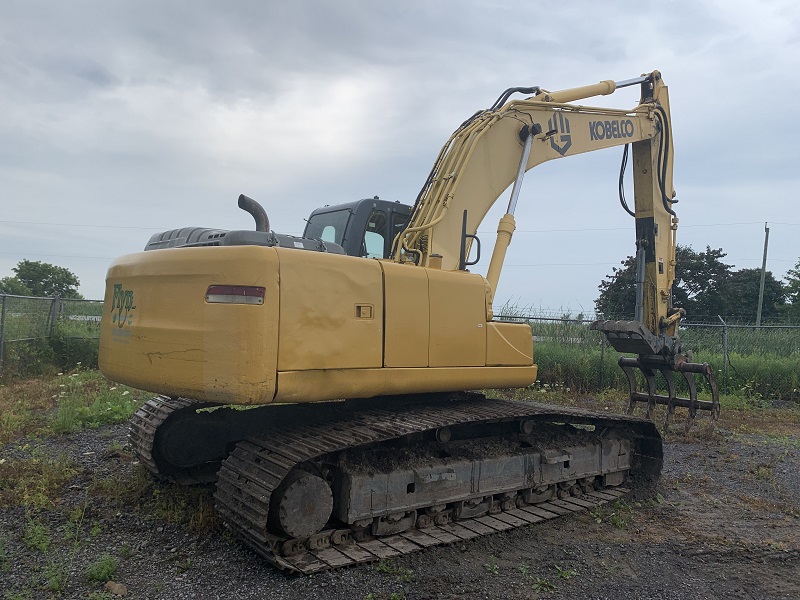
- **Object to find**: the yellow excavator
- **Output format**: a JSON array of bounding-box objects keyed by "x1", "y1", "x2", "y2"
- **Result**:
[{"x1": 99, "y1": 70, "x2": 717, "y2": 573}]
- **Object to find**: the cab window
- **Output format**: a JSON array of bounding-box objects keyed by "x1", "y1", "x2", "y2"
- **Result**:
[
  {"x1": 305, "y1": 209, "x2": 351, "y2": 246},
  {"x1": 362, "y1": 210, "x2": 388, "y2": 258}
]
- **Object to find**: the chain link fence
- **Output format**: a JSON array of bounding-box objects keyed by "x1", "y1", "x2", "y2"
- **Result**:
[
  {"x1": 1, "y1": 295, "x2": 798, "y2": 400},
  {"x1": 0, "y1": 294, "x2": 103, "y2": 374},
  {"x1": 494, "y1": 310, "x2": 800, "y2": 401}
]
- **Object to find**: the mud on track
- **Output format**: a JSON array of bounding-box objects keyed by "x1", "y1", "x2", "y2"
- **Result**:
[{"x1": 1, "y1": 404, "x2": 798, "y2": 600}]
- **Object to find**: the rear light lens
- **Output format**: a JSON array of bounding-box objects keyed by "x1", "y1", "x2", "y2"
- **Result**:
[{"x1": 205, "y1": 285, "x2": 265, "y2": 305}]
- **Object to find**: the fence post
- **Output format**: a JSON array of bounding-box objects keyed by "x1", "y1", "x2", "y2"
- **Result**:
[
  {"x1": 599, "y1": 336, "x2": 605, "y2": 389},
  {"x1": 718, "y1": 315, "x2": 728, "y2": 395},
  {"x1": 0, "y1": 295, "x2": 6, "y2": 375},
  {"x1": 48, "y1": 296, "x2": 61, "y2": 337}
]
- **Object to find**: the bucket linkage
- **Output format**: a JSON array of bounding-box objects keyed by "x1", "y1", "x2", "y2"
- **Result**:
[{"x1": 591, "y1": 320, "x2": 720, "y2": 432}]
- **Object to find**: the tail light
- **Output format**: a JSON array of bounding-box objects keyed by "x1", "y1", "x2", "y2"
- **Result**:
[{"x1": 205, "y1": 285, "x2": 265, "y2": 305}]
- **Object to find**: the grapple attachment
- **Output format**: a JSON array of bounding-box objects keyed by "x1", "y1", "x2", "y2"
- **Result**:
[{"x1": 591, "y1": 320, "x2": 720, "y2": 432}]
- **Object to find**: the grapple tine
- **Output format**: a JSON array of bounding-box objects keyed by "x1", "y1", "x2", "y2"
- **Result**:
[
  {"x1": 680, "y1": 370, "x2": 698, "y2": 433},
  {"x1": 660, "y1": 367, "x2": 677, "y2": 432},
  {"x1": 617, "y1": 356, "x2": 720, "y2": 433},
  {"x1": 620, "y1": 361, "x2": 639, "y2": 415},
  {"x1": 643, "y1": 366, "x2": 657, "y2": 421}
]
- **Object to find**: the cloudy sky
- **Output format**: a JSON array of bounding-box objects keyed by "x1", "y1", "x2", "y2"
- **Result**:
[{"x1": 2, "y1": 0, "x2": 798, "y2": 316}]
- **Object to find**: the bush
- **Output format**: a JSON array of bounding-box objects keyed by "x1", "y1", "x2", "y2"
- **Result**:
[
  {"x1": 48, "y1": 332, "x2": 99, "y2": 371},
  {"x1": 0, "y1": 339, "x2": 57, "y2": 380}
]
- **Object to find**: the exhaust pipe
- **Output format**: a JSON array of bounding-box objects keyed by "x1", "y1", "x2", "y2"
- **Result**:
[{"x1": 238, "y1": 194, "x2": 270, "y2": 232}]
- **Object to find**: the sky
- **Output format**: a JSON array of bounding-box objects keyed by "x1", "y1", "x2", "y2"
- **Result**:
[{"x1": 1, "y1": 0, "x2": 799, "y2": 316}]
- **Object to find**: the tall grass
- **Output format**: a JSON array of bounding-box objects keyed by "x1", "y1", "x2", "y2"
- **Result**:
[{"x1": 533, "y1": 341, "x2": 799, "y2": 401}]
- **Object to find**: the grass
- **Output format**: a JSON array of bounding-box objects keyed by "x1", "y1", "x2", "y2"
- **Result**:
[
  {"x1": 22, "y1": 517, "x2": 51, "y2": 552},
  {"x1": 483, "y1": 556, "x2": 500, "y2": 575},
  {"x1": 85, "y1": 553, "x2": 117, "y2": 583},
  {"x1": 0, "y1": 369, "x2": 148, "y2": 443},
  {"x1": 0, "y1": 530, "x2": 9, "y2": 572},
  {"x1": 43, "y1": 560, "x2": 68, "y2": 593},
  {"x1": 555, "y1": 565, "x2": 577, "y2": 579},
  {"x1": 590, "y1": 500, "x2": 633, "y2": 530},
  {"x1": 0, "y1": 367, "x2": 796, "y2": 598},
  {"x1": 375, "y1": 560, "x2": 414, "y2": 582},
  {"x1": 531, "y1": 576, "x2": 556, "y2": 593},
  {"x1": 0, "y1": 452, "x2": 78, "y2": 509}
]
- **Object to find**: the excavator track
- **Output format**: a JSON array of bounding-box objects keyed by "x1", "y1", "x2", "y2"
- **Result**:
[
  {"x1": 129, "y1": 396, "x2": 202, "y2": 484},
  {"x1": 213, "y1": 394, "x2": 662, "y2": 574}
]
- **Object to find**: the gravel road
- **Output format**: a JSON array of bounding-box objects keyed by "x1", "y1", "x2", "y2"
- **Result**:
[{"x1": 1, "y1": 406, "x2": 798, "y2": 600}]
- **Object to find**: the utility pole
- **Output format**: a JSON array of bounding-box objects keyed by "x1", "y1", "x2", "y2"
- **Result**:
[{"x1": 756, "y1": 222, "x2": 770, "y2": 327}]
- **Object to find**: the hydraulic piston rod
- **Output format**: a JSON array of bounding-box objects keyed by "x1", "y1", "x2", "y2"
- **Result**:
[{"x1": 485, "y1": 127, "x2": 535, "y2": 293}]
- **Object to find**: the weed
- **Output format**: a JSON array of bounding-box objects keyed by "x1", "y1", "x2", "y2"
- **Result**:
[
  {"x1": 86, "y1": 553, "x2": 117, "y2": 583},
  {"x1": 22, "y1": 517, "x2": 50, "y2": 553},
  {"x1": 89, "y1": 465, "x2": 152, "y2": 507},
  {"x1": 173, "y1": 556, "x2": 194, "y2": 573},
  {"x1": 147, "y1": 483, "x2": 221, "y2": 533},
  {"x1": 555, "y1": 565, "x2": 577, "y2": 579},
  {"x1": 484, "y1": 555, "x2": 500, "y2": 575},
  {"x1": 52, "y1": 380, "x2": 143, "y2": 433},
  {"x1": 0, "y1": 452, "x2": 78, "y2": 509},
  {"x1": 0, "y1": 531, "x2": 8, "y2": 572},
  {"x1": 375, "y1": 560, "x2": 414, "y2": 582},
  {"x1": 531, "y1": 576, "x2": 556, "y2": 592},
  {"x1": 518, "y1": 563, "x2": 530, "y2": 577},
  {"x1": 87, "y1": 593, "x2": 117, "y2": 600},
  {"x1": 106, "y1": 439, "x2": 127, "y2": 454},
  {"x1": 592, "y1": 499, "x2": 633, "y2": 529},
  {"x1": 42, "y1": 560, "x2": 68, "y2": 593},
  {"x1": 751, "y1": 464, "x2": 774, "y2": 481},
  {"x1": 118, "y1": 543, "x2": 134, "y2": 559}
]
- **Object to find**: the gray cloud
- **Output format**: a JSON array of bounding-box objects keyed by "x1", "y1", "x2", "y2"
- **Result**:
[{"x1": 1, "y1": 0, "x2": 798, "y2": 312}]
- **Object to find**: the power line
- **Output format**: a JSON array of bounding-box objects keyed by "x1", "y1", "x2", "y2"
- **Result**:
[
  {"x1": 0, "y1": 252, "x2": 114, "y2": 259},
  {"x1": 0, "y1": 220, "x2": 163, "y2": 230},
  {"x1": 2, "y1": 219, "x2": 799, "y2": 233}
]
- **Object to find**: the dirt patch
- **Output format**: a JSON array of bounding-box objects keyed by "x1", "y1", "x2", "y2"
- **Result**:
[{"x1": 1, "y1": 406, "x2": 798, "y2": 599}]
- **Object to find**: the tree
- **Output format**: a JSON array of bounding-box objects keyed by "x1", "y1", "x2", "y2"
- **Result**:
[
  {"x1": 672, "y1": 246, "x2": 733, "y2": 319},
  {"x1": 784, "y1": 259, "x2": 800, "y2": 320},
  {"x1": 725, "y1": 268, "x2": 786, "y2": 321},
  {"x1": 0, "y1": 276, "x2": 32, "y2": 295},
  {"x1": 595, "y1": 255, "x2": 636, "y2": 318},
  {"x1": 595, "y1": 245, "x2": 733, "y2": 320},
  {"x1": 11, "y1": 260, "x2": 83, "y2": 298}
]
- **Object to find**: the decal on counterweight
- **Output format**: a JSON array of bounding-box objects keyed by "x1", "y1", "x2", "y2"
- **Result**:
[{"x1": 110, "y1": 283, "x2": 136, "y2": 329}]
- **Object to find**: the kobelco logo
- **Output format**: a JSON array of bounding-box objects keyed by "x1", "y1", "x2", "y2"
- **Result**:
[
  {"x1": 589, "y1": 119, "x2": 636, "y2": 141},
  {"x1": 548, "y1": 112, "x2": 572, "y2": 156}
]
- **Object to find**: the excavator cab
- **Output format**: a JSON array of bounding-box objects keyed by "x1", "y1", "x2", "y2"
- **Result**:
[{"x1": 304, "y1": 196, "x2": 411, "y2": 259}]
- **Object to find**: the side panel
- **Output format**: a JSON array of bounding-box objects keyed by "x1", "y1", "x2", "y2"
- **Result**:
[
  {"x1": 273, "y1": 366, "x2": 538, "y2": 403},
  {"x1": 99, "y1": 246, "x2": 280, "y2": 404},
  {"x1": 277, "y1": 250, "x2": 383, "y2": 372},
  {"x1": 381, "y1": 261, "x2": 429, "y2": 368},
  {"x1": 486, "y1": 322, "x2": 534, "y2": 366},
  {"x1": 427, "y1": 270, "x2": 487, "y2": 367}
]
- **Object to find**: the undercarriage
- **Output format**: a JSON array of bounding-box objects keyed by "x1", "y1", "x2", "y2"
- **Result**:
[{"x1": 130, "y1": 393, "x2": 662, "y2": 573}]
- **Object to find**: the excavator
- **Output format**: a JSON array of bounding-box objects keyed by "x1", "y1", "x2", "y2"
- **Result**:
[{"x1": 99, "y1": 70, "x2": 718, "y2": 573}]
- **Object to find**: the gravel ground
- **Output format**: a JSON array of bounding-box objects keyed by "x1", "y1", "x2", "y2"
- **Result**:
[{"x1": 1, "y1": 412, "x2": 798, "y2": 600}]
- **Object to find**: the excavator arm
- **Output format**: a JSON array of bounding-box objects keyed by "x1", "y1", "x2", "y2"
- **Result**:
[
  {"x1": 392, "y1": 72, "x2": 675, "y2": 327},
  {"x1": 392, "y1": 71, "x2": 717, "y2": 429}
]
